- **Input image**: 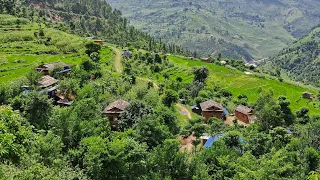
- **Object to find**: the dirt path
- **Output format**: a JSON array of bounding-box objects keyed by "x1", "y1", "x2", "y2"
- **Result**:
[
  {"x1": 137, "y1": 77, "x2": 159, "y2": 89},
  {"x1": 111, "y1": 47, "x2": 122, "y2": 73},
  {"x1": 176, "y1": 103, "x2": 192, "y2": 119}
]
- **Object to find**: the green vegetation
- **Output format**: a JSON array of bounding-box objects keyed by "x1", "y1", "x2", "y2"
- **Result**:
[
  {"x1": 1, "y1": 1, "x2": 320, "y2": 179},
  {"x1": 168, "y1": 56, "x2": 319, "y2": 115},
  {"x1": 107, "y1": 0, "x2": 320, "y2": 60},
  {"x1": 264, "y1": 26, "x2": 320, "y2": 87}
]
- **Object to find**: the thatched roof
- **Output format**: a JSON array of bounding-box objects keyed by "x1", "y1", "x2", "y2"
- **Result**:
[
  {"x1": 39, "y1": 75, "x2": 58, "y2": 88},
  {"x1": 235, "y1": 105, "x2": 253, "y2": 115},
  {"x1": 36, "y1": 62, "x2": 69, "y2": 71},
  {"x1": 200, "y1": 100, "x2": 223, "y2": 111},
  {"x1": 104, "y1": 100, "x2": 129, "y2": 114},
  {"x1": 302, "y1": 92, "x2": 313, "y2": 95}
]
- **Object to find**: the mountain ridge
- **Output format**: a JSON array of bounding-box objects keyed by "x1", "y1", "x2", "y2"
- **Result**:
[{"x1": 106, "y1": 0, "x2": 320, "y2": 61}]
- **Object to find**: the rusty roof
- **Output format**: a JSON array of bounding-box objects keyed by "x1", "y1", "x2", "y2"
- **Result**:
[
  {"x1": 104, "y1": 99, "x2": 129, "y2": 113},
  {"x1": 39, "y1": 75, "x2": 58, "y2": 88},
  {"x1": 200, "y1": 100, "x2": 223, "y2": 111},
  {"x1": 235, "y1": 105, "x2": 253, "y2": 115}
]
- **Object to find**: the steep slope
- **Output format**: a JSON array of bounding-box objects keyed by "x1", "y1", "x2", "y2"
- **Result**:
[
  {"x1": 106, "y1": 0, "x2": 320, "y2": 61},
  {"x1": 0, "y1": 0, "x2": 185, "y2": 55},
  {"x1": 0, "y1": 14, "x2": 89, "y2": 82},
  {"x1": 265, "y1": 26, "x2": 320, "y2": 86}
]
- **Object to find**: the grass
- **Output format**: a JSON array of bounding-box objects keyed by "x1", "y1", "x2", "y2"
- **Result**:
[
  {"x1": 0, "y1": 54, "x2": 85, "y2": 83},
  {"x1": 167, "y1": 56, "x2": 320, "y2": 115}
]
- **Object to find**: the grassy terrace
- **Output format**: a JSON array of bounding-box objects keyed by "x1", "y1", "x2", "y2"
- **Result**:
[
  {"x1": 0, "y1": 14, "x2": 91, "y2": 83},
  {"x1": 168, "y1": 56, "x2": 320, "y2": 115}
]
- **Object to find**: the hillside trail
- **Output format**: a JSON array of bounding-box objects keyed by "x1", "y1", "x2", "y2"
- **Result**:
[
  {"x1": 137, "y1": 77, "x2": 159, "y2": 89},
  {"x1": 176, "y1": 103, "x2": 192, "y2": 120},
  {"x1": 111, "y1": 47, "x2": 123, "y2": 73}
]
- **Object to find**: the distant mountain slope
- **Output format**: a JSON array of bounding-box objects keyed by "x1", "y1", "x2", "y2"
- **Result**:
[
  {"x1": 106, "y1": 0, "x2": 320, "y2": 61},
  {"x1": 265, "y1": 26, "x2": 320, "y2": 86}
]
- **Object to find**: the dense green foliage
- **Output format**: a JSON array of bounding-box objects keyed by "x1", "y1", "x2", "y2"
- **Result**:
[
  {"x1": 107, "y1": 0, "x2": 320, "y2": 60},
  {"x1": 1, "y1": 1, "x2": 320, "y2": 179},
  {"x1": 264, "y1": 27, "x2": 320, "y2": 87},
  {"x1": 167, "y1": 56, "x2": 320, "y2": 115},
  {"x1": 0, "y1": 0, "x2": 186, "y2": 55}
]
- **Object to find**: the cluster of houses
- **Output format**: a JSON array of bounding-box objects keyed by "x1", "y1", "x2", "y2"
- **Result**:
[
  {"x1": 192, "y1": 100, "x2": 256, "y2": 125},
  {"x1": 102, "y1": 99, "x2": 256, "y2": 131},
  {"x1": 28, "y1": 62, "x2": 256, "y2": 132},
  {"x1": 23, "y1": 62, "x2": 73, "y2": 106},
  {"x1": 201, "y1": 57, "x2": 227, "y2": 65}
]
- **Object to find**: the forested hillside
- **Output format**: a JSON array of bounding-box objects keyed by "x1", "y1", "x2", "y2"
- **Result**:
[
  {"x1": 264, "y1": 26, "x2": 320, "y2": 87},
  {"x1": 1, "y1": 1, "x2": 320, "y2": 180},
  {"x1": 0, "y1": 0, "x2": 186, "y2": 55},
  {"x1": 106, "y1": 0, "x2": 320, "y2": 61}
]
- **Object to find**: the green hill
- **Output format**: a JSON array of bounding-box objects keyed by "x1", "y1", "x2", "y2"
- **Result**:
[
  {"x1": 1, "y1": 2, "x2": 320, "y2": 180},
  {"x1": 165, "y1": 56, "x2": 319, "y2": 115},
  {"x1": 106, "y1": 0, "x2": 320, "y2": 61},
  {"x1": 264, "y1": 26, "x2": 320, "y2": 87},
  {"x1": 0, "y1": 14, "x2": 89, "y2": 82}
]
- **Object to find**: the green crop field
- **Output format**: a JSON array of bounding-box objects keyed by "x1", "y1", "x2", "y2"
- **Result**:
[
  {"x1": 167, "y1": 56, "x2": 320, "y2": 115},
  {"x1": 0, "y1": 54, "x2": 86, "y2": 83},
  {"x1": 0, "y1": 14, "x2": 93, "y2": 83}
]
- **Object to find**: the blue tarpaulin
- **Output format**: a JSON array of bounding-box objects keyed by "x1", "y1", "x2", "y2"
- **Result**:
[
  {"x1": 203, "y1": 134, "x2": 245, "y2": 148},
  {"x1": 222, "y1": 108, "x2": 229, "y2": 116},
  {"x1": 203, "y1": 134, "x2": 225, "y2": 148},
  {"x1": 56, "y1": 68, "x2": 71, "y2": 74}
]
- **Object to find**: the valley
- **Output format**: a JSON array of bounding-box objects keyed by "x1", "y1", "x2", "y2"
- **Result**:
[
  {"x1": 1, "y1": 0, "x2": 320, "y2": 179},
  {"x1": 107, "y1": 0, "x2": 320, "y2": 61}
]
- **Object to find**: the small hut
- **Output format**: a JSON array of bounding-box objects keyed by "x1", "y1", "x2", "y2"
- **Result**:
[
  {"x1": 200, "y1": 100, "x2": 224, "y2": 123},
  {"x1": 302, "y1": 92, "x2": 313, "y2": 100},
  {"x1": 94, "y1": 40, "x2": 104, "y2": 45},
  {"x1": 38, "y1": 75, "x2": 58, "y2": 88},
  {"x1": 235, "y1": 105, "x2": 255, "y2": 124},
  {"x1": 36, "y1": 62, "x2": 70, "y2": 75},
  {"x1": 103, "y1": 100, "x2": 130, "y2": 129}
]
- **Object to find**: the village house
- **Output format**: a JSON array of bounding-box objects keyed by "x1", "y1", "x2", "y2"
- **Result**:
[
  {"x1": 54, "y1": 90, "x2": 76, "y2": 107},
  {"x1": 200, "y1": 100, "x2": 225, "y2": 123},
  {"x1": 103, "y1": 100, "x2": 130, "y2": 129},
  {"x1": 36, "y1": 62, "x2": 71, "y2": 75},
  {"x1": 94, "y1": 40, "x2": 104, "y2": 45},
  {"x1": 38, "y1": 75, "x2": 58, "y2": 88},
  {"x1": 201, "y1": 57, "x2": 211, "y2": 63},
  {"x1": 302, "y1": 92, "x2": 313, "y2": 100},
  {"x1": 235, "y1": 105, "x2": 255, "y2": 124}
]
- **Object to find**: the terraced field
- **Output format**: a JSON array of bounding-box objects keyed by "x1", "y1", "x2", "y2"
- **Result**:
[
  {"x1": 0, "y1": 54, "x2": 85, "y2": 83},
  {"x1": 0, "y1": 14, "x2": 90, "y2": 83},
  {"x1": 168, "y1": 56, "x2": 320, "y2": 115}
]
